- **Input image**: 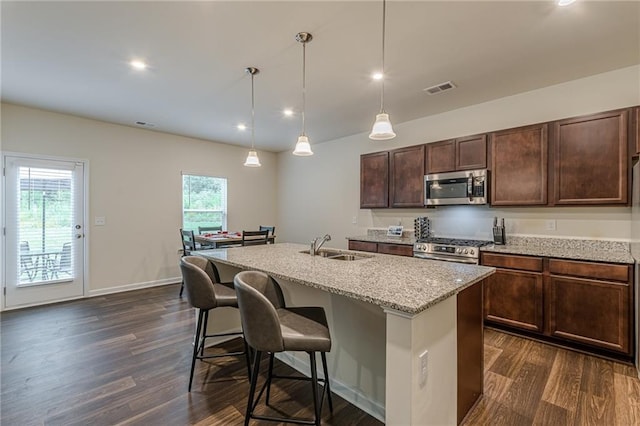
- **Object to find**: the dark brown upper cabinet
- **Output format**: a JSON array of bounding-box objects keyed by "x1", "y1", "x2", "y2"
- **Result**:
[
  {"x1": 426, "y1": 134, "x2": 487, "y2": 174},
  {"x1": 490, "y1": 123, "x2": 548, "y2": 206},
  {"x1": 360, "y1": 151, "x2": 389, "y2": 208},
  {"x1": 389, "y1": 145, "x2": 425, "y2": 207},
  {"x1": 551, "y1": 109, "x2": 628, "y2": 205}
]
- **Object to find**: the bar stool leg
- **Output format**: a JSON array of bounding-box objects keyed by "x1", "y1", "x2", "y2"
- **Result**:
[
  {"x1": 309, "y1": 352, "x2": 321, "y2": 426},
  {"x1": 243, "y1": 339, "x2": 252, "y2": 380},
  {"x1": 321, "y1": 352, "x2": 333, "y2": 413},
  {"x1": 265, "y1": 352, "x2": 275, "y2": 405},
  {"x1": 189, "y1": 309, "x2": 205, "y2": 392},
  {"x1": 246, "y1": 350, "x2": 263, "y2": 426}
]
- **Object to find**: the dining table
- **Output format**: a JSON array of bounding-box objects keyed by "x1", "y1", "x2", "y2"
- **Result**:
[{"x1": 194, "y1": 232, "x2": 276, "y2": 248}]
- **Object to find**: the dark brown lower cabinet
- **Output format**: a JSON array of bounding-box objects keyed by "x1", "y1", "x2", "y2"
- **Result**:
[
  {"x1": 347, "y1": 240, "x2": 413, "y2": 257},
  {"x1": 549, "y1": 275, "x2": 631, "y2": 355},
  {"x1": 484, "y1": 269, "x2": 544, "y2": 333},
  {"x1": 481, "y1": 253, "x2": 634, "y2": 358},
  {"x1": 457, "y1": 280, "x2": 484, "y2": 425}
]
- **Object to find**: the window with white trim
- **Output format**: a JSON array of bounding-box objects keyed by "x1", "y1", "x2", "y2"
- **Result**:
[{"x1": 182, "y1": 174, "x2": 227, "y2": 233}]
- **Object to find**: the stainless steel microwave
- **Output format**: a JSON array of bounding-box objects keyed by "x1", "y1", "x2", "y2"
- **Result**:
[{"x1": 424, "y1": 169, "x2": 488, "y2": 206}]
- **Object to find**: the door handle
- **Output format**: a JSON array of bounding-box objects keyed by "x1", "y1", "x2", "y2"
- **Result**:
[{"x1": 75, "y1": 234, "x2": 83, "y2": 239}]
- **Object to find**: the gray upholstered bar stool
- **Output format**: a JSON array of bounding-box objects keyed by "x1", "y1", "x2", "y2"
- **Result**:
[
  {"x1": 179, "y1": 256, "x2": 251, "y2": 391},
  {"x1": 234, "y1": 270, "x2": 333, "y2": 426}
]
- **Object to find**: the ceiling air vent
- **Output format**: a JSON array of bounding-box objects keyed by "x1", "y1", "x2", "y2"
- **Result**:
[
  {"x1": 135, "y1": 121, "x2": 156, "y2": 128},
  {"x1": 424, "y1": 81, "x2": 456, "y2": 95}
]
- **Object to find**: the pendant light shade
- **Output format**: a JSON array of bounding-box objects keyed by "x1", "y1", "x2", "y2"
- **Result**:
[
  {"x1": 243, "y1": 67, "x2": 261, "y2": 167},
  {"x1": 369, "y1": 0, "x2": 396, "y2": 141},
  {"x1": 293, "y1": 32, "x2": 314, "y2": 156},
  {"x1": 369, "y1": 113, "x2": 396, "y2": 140},
  {"x1": 293, "y1": 135, "x2": 313, "y2": 156},
  {"x1": 244, "y1": 149, "x2": 261, "y2": 167}
]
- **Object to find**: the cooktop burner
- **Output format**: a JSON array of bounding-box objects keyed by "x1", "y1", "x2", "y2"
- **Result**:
[{"x1": 416, "y1": 237, "x2": 493, "y2": 248}]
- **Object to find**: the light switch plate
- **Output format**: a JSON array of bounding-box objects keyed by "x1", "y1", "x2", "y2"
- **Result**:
[{"x1": 95, "y1": 216, "x2": 106, "y2": 226}]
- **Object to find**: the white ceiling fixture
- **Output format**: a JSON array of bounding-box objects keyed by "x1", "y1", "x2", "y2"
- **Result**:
[
  {"x1": 369, "y1": 0, "x2": 396, "y2": 141},
  {"x1": 292, "y1": 32, "x2": 314, "y2": 156},
  {"x1": 558, "y1": 0, "x2": 577, "y2": 6},
  {"x1": 237, "y1": 123, "x2": 247, "y2": 131},
  {"x1": 243, "y1": 67, "x2": 261, "y2": 167},
  {"x1": 129, "y1": 60, "x2": 147, "y2": 70},
  {"x1": 283, "y1": 108, "x2": 294, "y2": 117},
  {"x1": 372, "y1": 72, "x2": 383, "y2": 81}
]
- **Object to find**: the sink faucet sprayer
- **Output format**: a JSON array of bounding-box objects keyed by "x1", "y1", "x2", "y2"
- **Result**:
[{"x1": 310, "y1": 234, "x2": 331, "y2": 256}]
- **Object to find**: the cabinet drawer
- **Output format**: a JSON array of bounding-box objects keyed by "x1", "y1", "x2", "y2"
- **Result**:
[
  {"x1": 377, "y1": 243, "x2": 414, "y2": 257},
  {"x1": 480, "y1": 253, "x2": 543, "y2": 272},
  {"x1": 549, "y1": 259, "x2": 630, "y2": 282},
  {"x1": 348, "y1": 240, "x2": 377, "y2": 253}
]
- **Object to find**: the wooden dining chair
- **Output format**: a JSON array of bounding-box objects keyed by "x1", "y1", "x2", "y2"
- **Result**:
[
  {"x1": 241, "y1": 230, "x2": 270, "y2": 246},
  {"x1": 179, "y1": 229, "x2": 201, "y2": 297},
  {"x1": 198, "y1": 226, "x2": 223, "y2": 234},
  {"x1": 259, "y1": 225, "x2": 275, "y2": 236}
]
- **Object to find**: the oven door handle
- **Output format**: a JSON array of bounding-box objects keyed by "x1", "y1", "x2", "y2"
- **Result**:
[{"x1": 413, "y1": 253, "x2": 478, "y2": 264}]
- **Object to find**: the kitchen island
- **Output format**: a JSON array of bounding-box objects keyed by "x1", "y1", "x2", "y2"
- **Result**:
[{"x1": 197, "y1": 243, "x2": 495, "y2": 425}]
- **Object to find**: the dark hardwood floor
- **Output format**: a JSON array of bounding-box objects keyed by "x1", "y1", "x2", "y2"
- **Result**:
[
  {"x1": 3, "y1": 284, "x2": 640, "y2": 425},
  {"x1": 1, "y1": 284, "x2": 380, "y2": 426},
  {"x1": 462, "y1": 328, "x2": 640, "y2": 426}
]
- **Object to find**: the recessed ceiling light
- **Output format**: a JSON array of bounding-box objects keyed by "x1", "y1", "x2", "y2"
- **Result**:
[
  {"x1": 130, "y1": 60, "x2": 147, "y2": 70},
  {"x1": 237, "y1": 124, "x2": 247, "y2": 131},
  {"x1": 557, "y1": 0, "x2": 576, "y2": 6},
  {"x1": 283, "y1": 108, "x2": 294, "y2": 117},
  {"x1": 372, "y1": 72, "x2": 383, "y2": 81}
]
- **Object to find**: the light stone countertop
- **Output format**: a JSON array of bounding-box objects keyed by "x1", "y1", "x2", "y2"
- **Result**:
[
  {"x1": 480, "y1": 236, "x2": 635, "y2": 264},
  {"x1": 197, "y1": 243, "x2": 494, "y2": 315}
]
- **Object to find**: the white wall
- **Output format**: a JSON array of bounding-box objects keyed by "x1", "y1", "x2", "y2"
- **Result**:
[
  {"x1": 278, "y1": 65, "x2": 640, "y2": 248},
  {"x1": 1, "y1": 103, "x2": 278, "y2": 294}
]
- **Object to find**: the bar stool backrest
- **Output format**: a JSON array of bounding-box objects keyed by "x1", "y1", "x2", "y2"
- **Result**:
[{"x1": 180, "y1": 256, "x2": 221, "y2": 310}]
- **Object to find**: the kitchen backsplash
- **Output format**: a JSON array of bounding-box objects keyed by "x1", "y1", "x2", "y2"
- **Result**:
[{"x1": 359, "y1": 205, "x2": 632, "y2": 242}]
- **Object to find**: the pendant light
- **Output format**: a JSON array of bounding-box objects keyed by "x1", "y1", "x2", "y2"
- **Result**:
[
  {"x1": 369, "y1": 0, "x2": 396, "y2": 140},
  {"x1": 293, "y1": 32, "x2": 314, "y2": 156},
  {"x1": 243, "y1": 67, "x2": 261, "y2": 167}
]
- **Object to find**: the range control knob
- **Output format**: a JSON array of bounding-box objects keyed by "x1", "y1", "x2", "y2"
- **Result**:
[
  {"x1": 463, "y1": 249, "x2": 469, "y2": 254},
  {"x1": 456, "y1": 248, "x2": 462, "y2": 253},
  {"x1": 470, "y1": 249, "x2": 475, "y2": 255}
]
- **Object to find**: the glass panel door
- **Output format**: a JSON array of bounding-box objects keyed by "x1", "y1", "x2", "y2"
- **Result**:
[{"x1": 4, "y1": 155, "x2": 85, "y2": 308}]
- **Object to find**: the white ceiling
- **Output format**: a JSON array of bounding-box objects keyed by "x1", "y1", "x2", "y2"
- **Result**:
[{"x1": 2, "y1": 1, "x2": 639, "y2": 153}]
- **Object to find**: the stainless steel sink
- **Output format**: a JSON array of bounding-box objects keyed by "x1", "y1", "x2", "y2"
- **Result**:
[{"x1": 299, "y1": 249, "x2": 371, "y2": 261}]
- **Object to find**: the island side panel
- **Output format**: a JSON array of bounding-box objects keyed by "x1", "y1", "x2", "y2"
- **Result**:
[
  {"x1": 385, "y1": 295, "x2": 458, "y2": 426},
  {"x1": 457, "y1": 279, "x2": 484, "y2": 424},
  {"x1": 211, "y1": 260, "x2": 387, "y2": 421}
]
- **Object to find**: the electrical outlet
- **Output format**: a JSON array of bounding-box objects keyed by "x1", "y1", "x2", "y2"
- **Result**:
[
  {"x1": 419, "y1": 350, "x2": 428, "y2": 386},
  {"x1": 352, "y1": 216, "x2": 357, "y2": 224},
  {"x1": 545, "y1": 219, "x2": 556, "y2": 231},
  {"x1": 95, "y1": 216, "x2": 106, "y2": 226}
]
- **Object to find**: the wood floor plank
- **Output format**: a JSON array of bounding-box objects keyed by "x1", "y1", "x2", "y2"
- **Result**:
[
  {"x1": 614, "y1": 372, "x2": 640, "y2": 425},
  {"x1": 541, "y1": 349, "x2": 584, "y2": 410},
  {"x1": 574, "y1": 392, "x2": 614, "y2": 426},
  {"x1": 532, "y1": 400, "x2": 572, "y2": 426}
]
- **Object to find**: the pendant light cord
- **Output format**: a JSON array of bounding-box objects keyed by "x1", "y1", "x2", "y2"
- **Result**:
[
  {"x1": 251, "y1": 72, "x2": 255, "y2": 150},
  {"x1": 380, "y1": 0, "x2": 387, "y2": 114},
  {"x1": 301, "y1": 41, "x2": 307, "y2": 136}
]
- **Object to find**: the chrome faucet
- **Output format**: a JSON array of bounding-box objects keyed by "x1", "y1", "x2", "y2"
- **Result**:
[{"x1": 310, "y1": 234, "x2": 331, "y2": 256}]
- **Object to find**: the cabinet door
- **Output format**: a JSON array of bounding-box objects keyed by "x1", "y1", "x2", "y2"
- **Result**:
[
  {"x1": 548, "y1": 275, "x2": 631, "y2": 354},
  {"x1": 389, "y1": 145, "x2": 425, "y2": 207},
  {"x1": 456, "y1": 134, "x2": 487, "y2": 170},
  {"x1": 360, "y1": 152, "x2": 389, "y2": 208},
  {"x1": 484, "y1": 269, "x2": 544, "y2": 333},
  {"x1": 348, "y1": 240, "x2": 377, "y2": 253},
  {"x1": 490, "y1": 124, "x2": 548, "y2": 206},
  {"x1": 552, "y1": 109, "x2": 628, "y2": 205},
  {"x1": 426, "y1": 140, "x2": 456, "y2": 174},
  {"x1": 377, "y1": 243, "x2": 413, "y2": 257}
]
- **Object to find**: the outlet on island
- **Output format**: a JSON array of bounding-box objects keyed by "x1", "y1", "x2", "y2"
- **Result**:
[{"x1": 545, "y1": 219, "x2": 556, "y2": 231}]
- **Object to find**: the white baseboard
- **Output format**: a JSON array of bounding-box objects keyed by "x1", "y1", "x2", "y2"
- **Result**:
[
  {"x1": 275, "y1": 352, "x2": 386, "y2": 423},
  {"x1": 88, "y1": 276, "x2": 180, "y2": 297}
]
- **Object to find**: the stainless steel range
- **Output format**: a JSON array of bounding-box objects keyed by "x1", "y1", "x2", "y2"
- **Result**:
[{"x1": 413, "y1": 237, "x2": 493, "y2": 264}]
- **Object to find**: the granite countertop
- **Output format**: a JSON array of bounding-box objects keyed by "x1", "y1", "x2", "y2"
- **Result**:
[
  {"x1": 347, "y1": 235, "x2": 416, "y2": 246},
  {"x1": 197, "y1": 243, "x2": 494, "y2": 315},
  {"x1": 481, "y1": 236, "x2": 635, "y2": 264}
]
